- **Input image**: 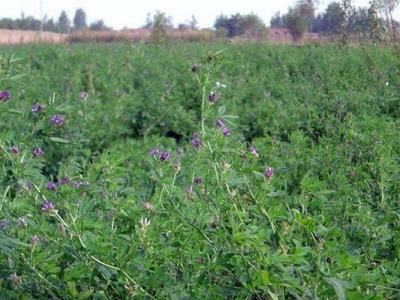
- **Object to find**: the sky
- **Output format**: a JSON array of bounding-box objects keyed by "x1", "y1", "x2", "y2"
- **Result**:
[{"x1": 1, "y1": 0, "x2": 399, "y2": 30}]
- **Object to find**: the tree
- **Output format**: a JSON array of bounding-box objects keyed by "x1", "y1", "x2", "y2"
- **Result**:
[
  {"x1": 241, "y1": 13, "x2": 267, "y2": 39},
  {"x1": 270, "y1": 12, "x2": 285, "y2": 28},
  {"x1": 214, "y1": 13, "x2": 244, "y2": 37},
  {"x1": 313, "y1": 2, "x2": 343, "y2": 34},
  {"x1": 73, "y1": 8, "x2": 87, "y2": 31},
  {"x1": 150, "y1": 11, "x2": 170, "y2": 43},
  {"x1": 285, "y1": 7, "x2": 308, "y2": 41},
  {"x1": 189, "y1": 15, "x2": 198, "y2": 30},
  {"x1": 297, "y1": 0, "x2": 319, "y2": 32},
  {"x1": 377, "y1": 0, "x2": 400, "y2": 39},
  {"x1": 89, "y1": 20, "x2": 111, "y2": 31},
  {"x1": 57, "y1": 11, "x2": 70, "y2": 33}
]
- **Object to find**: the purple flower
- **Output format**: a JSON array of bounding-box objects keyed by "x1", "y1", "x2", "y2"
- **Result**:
[
  {"x1": 263, "y1": 167, "x2": 274, "y2": 180},
  {"x1": 192, "y1": 139, "x2": 202, "y2": 149},
  {"x1": 191, "y1": 65, "x2": 198, "y2": 73},
  {"x1": 173, "y1": 161, "x2": 181, "y2": 172},
  {"x1": 149, "y1": 149, "x2": 161, "y2": 156},
  {"x1": 191, "y1": 133, "x2": 202, "y2": 149},
  {"x1": 30, "y1": 235, "x2": 40, "y2": 247},
  {"x1": 10, "y1": 146, "x2": 19, "y2": 154},
  {"x1": 0, "y1": 220, "x2": 7, "y2": 228},
  {"x1": 0, "y1": 90, "x2": 10, "y2": 101},
  {"x1": 195, "y1": 257, "x2": 203, "y2": 263},
  {"x1": 71, "y1": 181, "x2": 81, "y2": 188},
  {"x1": 32, "y1": 147, "x2": 44, "y2": 157},
  {"x1": 71, "y1": 180, "x2": 89, "y2": 188},
  {"x1": 30, "y1": 103, "x2": 42, "y2": 114},
  {"x1": 248, "y1": 146, "x2": 259, "y2": 157},
  {"x1": 19, "y1": 217, "x2": 27, "y2": 228},
  {"x1": 41, "y1": 201, "x2": 55, "y2": 212},
  {"x1": 216, "y1": 120, "x2": 225, "y2": 128},
  {"x1": 208, "y1": 92, "x2": 216, "y2": 103},
  {"x1": 177, "y1": 148, "x2": 183, "y2": 155},
  {"x1": 79, "y1": 92, "x2": 88, "y2": 100},
  {"x1": 222, "y1": 127, "x2": 230, "y2": 137},
  {"x1": 193, "y1": 177, "x2": 202, "y2": 185},
  {"x1": 160, "y1": 151, "x2": 169, "y2": 162},
  {"x1": 59, "y1": 177, "x2": 70, "y2": 185},
  {"x1": 50, "y1": 114, "x2": 65, "y2": 128},
  {"x1": 45, "y1": 182, "x2": 57, "y2": 191}
]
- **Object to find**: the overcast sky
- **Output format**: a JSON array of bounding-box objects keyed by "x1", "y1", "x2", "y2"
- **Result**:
[{"x1": 1, "y1": 0, "x2": 397, "y2": 30}]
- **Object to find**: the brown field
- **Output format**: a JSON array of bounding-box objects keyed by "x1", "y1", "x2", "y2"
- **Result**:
[
  {"x1": 0, "y1": 29, "x2": 67, "y2": 44},
  {"x1": 0, "y1": 28, "x2": 320, "y2": 45}
]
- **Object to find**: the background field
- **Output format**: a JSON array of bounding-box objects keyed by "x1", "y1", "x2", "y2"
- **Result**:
[{"x1": 1, "y1": 42, "x2": 400, "y2": 299}]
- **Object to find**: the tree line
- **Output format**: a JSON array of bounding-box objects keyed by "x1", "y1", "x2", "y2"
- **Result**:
[
  {"x1": 270, "y1": 0, "x2": 400, "y2": 41},
  {"x1": 0, "y1": 8, "x2": 110, "y2": 33}
]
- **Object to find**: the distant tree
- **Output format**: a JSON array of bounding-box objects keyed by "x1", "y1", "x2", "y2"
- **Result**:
[
  {"x1": 43, "y1": 18, "x2": 56, "y2": 32},
  {"x1": 270, "y1": 12, "x2": 285, "y2": 28},
  {"x1": 285, "y1": 7, "x2": 308, "y2": 40},
  {"x1": 214, "y1": 13, "x2": 266, "y2": 39},
  {"x1": 143, "y1": 13, "x2": 153, "y2": 29},
  {"x1": 57, "y1": 11, "x2": 70, "y2": 33},
  {"x1": 241, "y1": 13, "x2": 267, "y2": 39},
  {"x1": 189, "y1": 15, "x2": 198, "y2": 30},
  {"x1": 313, "y1": 2, "x2": 343, "y2": 34},
  {"x1": 73, "y1": 8, "x2": 87, "y2": 31},
  {"x1": 297, "y1": 0, "x2": 319, "y2": 32},
  {"x1": 214, "y1": 13, "x2": 244, "y2": 37},
  {"x1": 150, "y1": 11, "x2": 170, "y2": 43},
  {"x1": 89, "y1": 20, "x2": 111, "y2": 31},
  {"x1": 377, "y1": 0, "x2": 400, "y2": 38}
]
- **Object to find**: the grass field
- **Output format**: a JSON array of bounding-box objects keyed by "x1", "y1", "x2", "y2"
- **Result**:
[{"x1": 1, "y1": 42, "x2": 400, "y2": 299}]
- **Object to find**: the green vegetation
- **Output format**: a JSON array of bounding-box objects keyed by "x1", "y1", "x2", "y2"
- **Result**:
[{"x1": 1, "y1": 42, "x2": 400, "y2": 298}]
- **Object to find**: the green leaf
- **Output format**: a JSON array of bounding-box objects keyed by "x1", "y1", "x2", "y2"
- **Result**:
[
  {"x1": 78, "y1": 289, "x2": 94, "y2": 300},
  {"x1": 5, "y1": 109, "x2": 24, "y2": 115},
  {"x1": 227, "y1": 177, "x2": 250, "y2": 185},
  {"x1": 325, "y1": 277, "x2": 353, "y2": 300},
  {"x1": 48, "y1": 137, "x2": 72, "y2": 144},
  {"x1": 261, "y1": 269, "x2": 269, "y2": 285},
  {"x1": 48, "y1": 266, "x2": 62, "y2": 274},
  {"x1": 221, "y1": 114, "x2": 238, "y2": 119},
  {"x1": 67, "y1": 282, "x2": 78, "y2": 297},
  {"x1": 218, "y1": 105, "x2": 226, "y2": 117}
]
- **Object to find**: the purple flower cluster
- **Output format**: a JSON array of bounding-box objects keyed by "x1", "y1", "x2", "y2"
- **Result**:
[
  {"x1": 45, "y1": 182, "x2": 57, "y2": 191},
  {"x1": 263, "y1": 167, "x2": 274, "y2": 180},
  {"x1": 248, "y1": 146, "x2": 259, "y2": 157},
  {"x1": 79, "y1": 92, "x2": 89, "y2": 100},
  {"x1": 41, "y1": 201, "x2": 55, "y2": 212},
  {"x1": 173, "y1": 161, "x2": 181, "y2": 172},
  {"x1": 19, "y1": 217, "x2": 27, "y2": 228},
  {"x1": 30, "y1": 103, "x2": 42, "y2": 114},
  {"x1": 59, "y1": 177, "x2": 70, "y2": 185},
  {"x1": 50, "y1": 114, "x2": 65, "y2": 128},
  {"x1": 0, "y1": 220, "x2": 7, "y2": 228},
  {"x1": 71, "y1": 181, "x2": 89, "y2": 188},
  {"x1": 191, "y1": 132, "x2": 202, "y2": 149},
  {"x1": 149, "y1": 149, "x2": 170, "y2": 162},
  {"x1": 215, "y1": 120, "x2": 230, "y2": 137},
  {"x1": 208, "y1": 92, "x2": 216, "y2": 103},
  {"x1": 191, "y1": 65, "x2": 198, "y2": 73},
  {"x1": 222, "y1": 127, "x2": 230, "y2": 137},
  {"x1": 10, "y1": 146, "x2": 19, "y2": 154},
  {"x1": 0, "y1": 90, "x2": 10, "y2": 101},
  {"x1": 216, "y1": 120, "x2": 224, "y2": 128},
  {"x1": 193, "y1": 177, "x2": 202, "y2": 185},
  {"x1": 32, "y1": 147, "x2": 44, "y2": 157}
]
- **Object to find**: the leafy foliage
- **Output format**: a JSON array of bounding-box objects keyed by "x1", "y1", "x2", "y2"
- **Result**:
[{"x1": 1, "y1": 42, "x2": 400, "y2": 299}]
